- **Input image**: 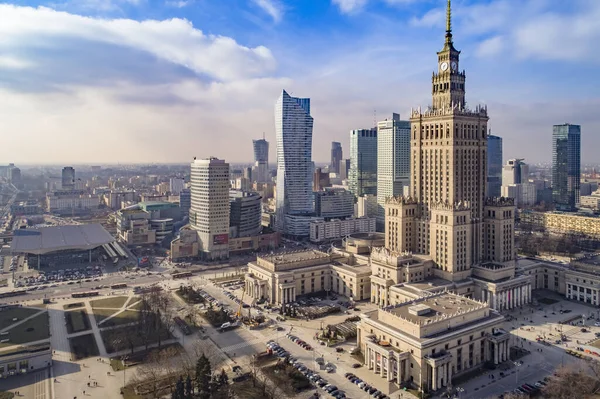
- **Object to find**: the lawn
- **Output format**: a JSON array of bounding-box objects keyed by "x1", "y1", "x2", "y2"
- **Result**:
[
  {"x1": 91, "y1": 296, "x2": 129, "y2": 309},
  {"x1": 101, "y1": 324, "x2": 172, "y2": 354},
  {"x1": 590, "y1": 339, "x2": 600, "y2": 350},
  {"x1": 0, "y1": 312, "x2": 50, "y2": 348},
  {"x1": 94, "y1": 309, "x2": 139, "y2": 328},
  {"x1": 63, "y1": 302, "x2": 84, "y2": 310},
  {"x1": 128, "y1": 300, "x2": 144, "y2": 310},
  {"x1": 68, "y1": 334, "x2": 99, "y2": 360},
  {"x1": 0, "y1": 392, "x2": 15, "y2": 399},
  {"x1": 538, "y1": 298, "x2": 560, "y2": 305},
  {"x1": 0, "y1": 279, "x2": 7, "y2": 287},
  {"x1": 65, "y1": 310, "x2": 90, "y2": 334},
  {"x1": 0, "y1": 307, "x2": 41, "y2": 330}
]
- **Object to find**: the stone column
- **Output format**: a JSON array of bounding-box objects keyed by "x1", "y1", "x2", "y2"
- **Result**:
[
  {"x1": 431, "y1": 366, "x2": 437, "y2": 391},
  {"x1": 494, "y1": 343, "x2": 499, "y2": 364},
  {"x1": 387, "y1": 357, "x2": 392, "y2": 381},
  {"x1": 528, "y1": 285, "x2": 532, "y2": 303}
]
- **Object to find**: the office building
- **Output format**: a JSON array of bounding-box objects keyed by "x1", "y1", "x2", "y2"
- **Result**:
[
  {"x1": 314, "y1": 188, "x2": 355, "y2": 219},
  {"x1": 349, "y1": 128, "x2": 377, "y2": 197},
  {"x1": 487, "y1": 134, "x2": 503, "y2": 197},
  {"x1": 275, "y1": 90, "x2": 314, "y2": 236},
  {"x1": 62, "y1": 167, "x2": 75, "y2": 190},
  {"x1": 357, "y1": 194, "x2": 378, "y2": 218},
  {"x1": 8, "y1": 167, "x2": 21, "y2": 185},
  {"x1": 339, "y1": 159, "x2": 351, "y2": 180},
  {"x1": 502, "y1": 159, "x2": 528, "y2": 185},
  {"x1": 552, "y1": 123, "x2": 581, "y2": 211},
  {"x1": 580, "y1": 190, "x2": 600, "y2": 210},
  {"x1": 229, "y1": 190, "x2": 262, "y2": 238},
  {"x1": 331, "y1": 142, "x2": 343, "y2": 174},
  {"x1": 309, "y1": 217, "x2": 376, "y2": 243},
  {"x1": 253, "y1": 138, "x2": 269, "y2": 183},
  {"x1": 189, "y1": 157, "x2": 230, "y2": 260},
  {"x1": 376, "y1": 114, "x2": 410, "y2": 228},
  {"x1": 179, "y1": 189, "x2": 191, "y2": 214},
  {"x1": 313, "y1": 168, "x2": 331, "y2": 191},
  {"x1": 169, "y1": 178, "x2": 185, "y2": 195},
  {"x1": 46, "y1": 190, "x2": 100, "y2": 214}
]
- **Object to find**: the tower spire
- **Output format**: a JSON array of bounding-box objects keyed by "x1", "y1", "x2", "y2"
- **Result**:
[{"x1": 446, "y1": 0, "x2": 452, "y2": 34}]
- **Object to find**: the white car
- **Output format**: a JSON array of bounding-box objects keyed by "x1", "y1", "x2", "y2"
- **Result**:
[{"x1": 594, "y1": 322, "x2": 600, "y2": 327}]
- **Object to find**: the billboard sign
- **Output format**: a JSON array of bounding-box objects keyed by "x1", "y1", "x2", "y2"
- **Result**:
[{"x1": 213, "y1": 233, "x2": 229, "y2": 245}]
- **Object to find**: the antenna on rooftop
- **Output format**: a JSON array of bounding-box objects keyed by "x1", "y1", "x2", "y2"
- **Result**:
[
  {"x1": 374, "y1": 109, "x2": 377, "y2": 127},
  {"x1": 263, "y1": 131, "x2": 265, "y2": 140}
]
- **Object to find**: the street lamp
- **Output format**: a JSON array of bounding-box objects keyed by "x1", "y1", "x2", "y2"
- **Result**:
[
  {"x1": 514, "y1": 361, "x2": 521, "y2": 385},
  {"x1": 456, "y1": 387, "x2": 464, "y2": 399},
  {"x1": 122, "y1": 355, "x2": 128, "y2": 390}
]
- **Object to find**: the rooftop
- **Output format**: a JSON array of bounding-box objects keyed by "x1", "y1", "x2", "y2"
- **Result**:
[
  {"x1": 258, "y1": 249, "x2": 330, "y2": 265},
  {"x1": 10, "y1": 224, "x2": 114, "y2": 255},
  {"x1": 382, "y1": 292, "x2": 487, "y2": 326}
]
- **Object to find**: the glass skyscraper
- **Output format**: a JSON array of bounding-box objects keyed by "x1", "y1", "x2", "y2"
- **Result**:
[
  {"x1": 275, "y1": 90, "x2": 314, "y2": 235},
  {"x1": 487, "y1": 134, "x2": 503, "y2": 198},
  {"x1": 349, "y1": 128, "x2": 377, "y2": 198},
  {"x1": 552, "y1": 123, "x2": 581, "y2": 211},
  {"x1": 330, "y1": 142, "x2": 343, "y2": 174},
  {"x1": 252, "y1": 138, "x2": 269, "y2": 182}
]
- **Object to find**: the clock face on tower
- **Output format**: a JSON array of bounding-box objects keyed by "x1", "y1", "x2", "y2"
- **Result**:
[
  {"x1": 451, "y1": 61, "x2": 457, "y2": 71},
  {"x1": 440, "y1": 62, "x2": 448, "y2": 72}
]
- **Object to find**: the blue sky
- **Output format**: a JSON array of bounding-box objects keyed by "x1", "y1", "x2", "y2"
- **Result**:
[{"x1": 0, "y1": 0, "x2": 599, "y2": 164}]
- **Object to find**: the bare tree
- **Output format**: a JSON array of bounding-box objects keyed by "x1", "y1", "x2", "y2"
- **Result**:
[{"x1": 541, "y1": 363, "x2": 600, "y2": 399}]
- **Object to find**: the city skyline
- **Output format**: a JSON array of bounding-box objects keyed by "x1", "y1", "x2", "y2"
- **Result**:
[{"x1": 0, "y1": 1, "x2": 598, "y2": 164}]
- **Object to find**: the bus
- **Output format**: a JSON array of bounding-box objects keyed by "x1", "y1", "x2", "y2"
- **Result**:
[
  {"x1": 71, "y1": 291, "x2": 100, "y2": 298},
  {"x1": 172, "y1": 272, "x2": 192, "y2": 279},
  {"x1": 110, "y1": 283, "x2": 127, "y2": 289}
]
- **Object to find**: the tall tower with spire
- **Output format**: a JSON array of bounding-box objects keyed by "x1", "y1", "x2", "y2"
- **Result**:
[{"x1": 384, "y1": 0, "x2": 506, "y2": 282}]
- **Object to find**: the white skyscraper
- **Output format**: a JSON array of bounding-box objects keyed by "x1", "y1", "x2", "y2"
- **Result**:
[
  {"x1": 376, "y1": 113, "x2": 410, "y2": 229},
  {"x1": 275, "y1": 90, "x2": 314, "y2": 236},
  {"x1": 189, "y1": 157, "x2": 230, "y2": 260}
]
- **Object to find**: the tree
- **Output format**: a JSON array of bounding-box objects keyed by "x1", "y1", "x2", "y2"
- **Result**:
[
  {"x1": 541, "y1": 364, "x2": 600, "y2": 399},
  {"x1": 175, "y1": 376, "x2": 185, "y2": 399},
  {"x1": 195, "y1": 353, "x2": 212, "y2": 398},
  {"x1": 217, "y1": 368, "x2": 228, "y2": 387},
  {"x1": 185, "y1": 375, "x2": 193, "y2": 399}
]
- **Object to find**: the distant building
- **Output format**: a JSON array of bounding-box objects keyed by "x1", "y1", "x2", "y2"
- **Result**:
[
  {"x1": 275, "y1": 90, "x2": 315, "y2": 236},
  {"x1": 46, "y1": 190, "x2": 100, "y2": 214},
  {"x1": 357, "y1": 194, "x2": 378, "y2": 218},
  {"x1": 117, "y1": 207, "x2": 157, "y2": 246},
  {"x1": 229, "y1": 190, "x2": 262, "y2": 238},
  {"x1": 189, "y1": 157, "x2": 230, "y2": 260},
  {"x1": 377, "y1": 114, "x2": 410, "y2": 228},
  {"x1": 501, "y1": 159, "x2": 535, "y2": 207},
  {"x1": 179, "y1": 189, "x2": 191, "y2": 214},
  {"x1": 8, "y1": 167, "x2": 21, "y2": 185},
  {"x1": 314, "y1": 188, "x2": 354, "y2": 219},
  {"x1": 487, "y1": 134, "x2": 503, "y2": 197},
  {"x1": 169, "y1": 178, "x2": 185, "y2": 195},
  {"x1": 312, "y1": 168, "x2": 331, "y2": 191},
  {"x1": 253, "y1": 138, "x2": 269, "y2": 183},
  {"x1": 349, "y1": 128, "x2": 377, "y2": 197},
  {"x1": 61, "y1": 167, "x2": 75, "y2": 190},
  {"x1": 520, "y1": 210, "x2": 600, "y2": 239},
  {"x1": 103, "y1": 191, "x2": 137, "y2": 210},
  {"x1": 502, "y1": 159, "x2": 528, "y2": 185},
  {"x1": 580, "y1": 190, "x2": 600, "y2": 210},
  {"x1": 330, "y1": 142, "x2": 343, "y2": 174},
  {"x1": 10, "y1": 201, "x2": 41, "y2": 216},
  {"x1": 339, "y1": 159, "x2": 350, "y2": 180},
  {"x1": 552, "y1": 123, "x2": 581, "y2": 211},
  {"x1": 309, "y1": 217, "x2": 376, "y2": 243}
]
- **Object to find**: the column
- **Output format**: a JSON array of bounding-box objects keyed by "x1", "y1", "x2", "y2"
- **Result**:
[
  {"x1": 528, "y1": 285, "x2": 532, "y2": 303},
  {"x1": 494, "y1": 343, "x2": 499, "y2": 364},
  {"x1": 387, "y1": 357, "x2": 392, "y2": 381},
  {"x1": 431, "y1": 366, "x2": 437, "y2": 391},
  {"x1": 379, "y1": 353, "x2": 384, "y2": 376}
]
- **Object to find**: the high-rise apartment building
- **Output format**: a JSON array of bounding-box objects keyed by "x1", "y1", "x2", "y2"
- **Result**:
[
  {"x1": 314, "y1": 188, "x2": 355, "y2": 220},
  {"x1": 253, "y1": 138, "x2": 269, "y2": 183},
  {"x1": 487, "y1": 134, "x2": 503, "y2": 197},
  {"x1": 62, "y1": 167, "x2": 75, "y2": 190},
  {"x1": 189, "y1": 157, "x2": 230, "y2": 260},
  {"x1": 330, "y1": 142, "x2": 343, "y2": 174},
  {"x1": 275, "y1": 90, "x2": 314, "y2": 236},
  {"x1": 229, "y1": 190, "x2": 262, "y2": 238},
  {"x1": 349, "y1": 128, "x2": 377, "y2": 197},
  {"x1": 552, "y1": 123, "x2": 581, "y2": 211},
  {"x1": 376, "y1": 113, "x2": 410, "y2": 229}
]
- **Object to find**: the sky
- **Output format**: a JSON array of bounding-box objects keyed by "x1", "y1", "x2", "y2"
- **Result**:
[{"x1": 0, "y1": 0, "x2": 599, "y2": 165}]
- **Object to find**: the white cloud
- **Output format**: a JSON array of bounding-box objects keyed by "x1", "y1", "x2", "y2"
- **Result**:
[
  {"x1": 251, "y1": 0, "x2": 283, "y2": 22},
  {"x1": 476, "y1": 36, "x2": 504, "y2": 57},
  {"x1": 332, "y1": 0, "x2": 368, "y2": 14},
  {"x1": 410, "y1": 7, "x2": 444, "y2": 27},
  {"x1": 166, "y1": 0, "x2": 192, "y2": 8},
  {"x1": 0, "y1": 5, "x2": 275, "y2": 81},
  {"x1": 0, "y1": 56, "x2": 34, "y2": 69}
]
